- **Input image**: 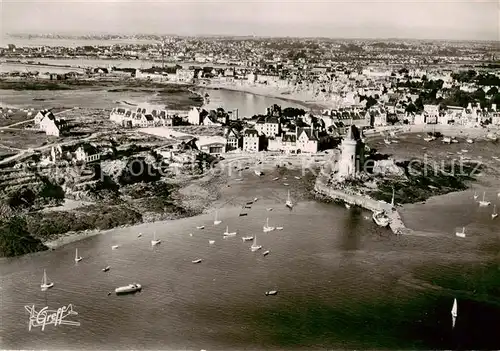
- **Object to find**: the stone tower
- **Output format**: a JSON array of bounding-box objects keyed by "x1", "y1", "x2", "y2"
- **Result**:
[{"x1": 338, "y1": 125, "x2": 364, "y2": 179}]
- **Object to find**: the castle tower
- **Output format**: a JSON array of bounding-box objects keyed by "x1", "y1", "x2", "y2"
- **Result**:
[{"x1": 338, "y1": 125, "x2": 364, "y2": 179}]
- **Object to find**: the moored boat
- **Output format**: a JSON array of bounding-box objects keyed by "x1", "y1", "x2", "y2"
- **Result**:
[
  {"x1": 74, "y1": 248, "x2": 83, "y2": 262},
  {"x1": 223, "y1": 225, "x2": 237, "y2": 237},
  {"x1": 102, "y1": 266, "x2": 110, "y2": 272},
  {"x1": 192, "y1": 259, "x2": 202, "y2": 264},
  {"x1": 242, "y1": 236, "x2": 254, "y2": 242},
  {"x1": 455, "y1": 227, "x2": 466, "y2": 238},
  {"x1": 151, "y1": 232, "x2": 161, "y2": 246},
  {"x1": 372, "y1": 211, "x2": 390, "y2": 227},
  {"x1": 285, "y1": 190, "x2": 293, "y2": 209},
  {"x1": 250, "y1": 234, "x2": 262, "y2": 252},
  {"x1": 115, "y1": 283, "x2": 142, "y2": 295},
  {"x1": 40, "y1": 269, "x2": 54, "y2": 291},
  {"x1": 263, "y1": 218, "x2": 275, "y2": 232},
  {"x1": 265, "y1": 290, "x2": 278, "y2": 296}
]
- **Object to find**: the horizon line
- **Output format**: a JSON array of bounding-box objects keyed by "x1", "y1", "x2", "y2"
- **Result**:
[{"x1": 4, "y1": 32, "x2": 499, "y2": 44}]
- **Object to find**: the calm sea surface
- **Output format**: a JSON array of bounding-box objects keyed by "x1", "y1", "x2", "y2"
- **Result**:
[{"x1": 2, "y1": 185, "x2": 500, "y2": 349}]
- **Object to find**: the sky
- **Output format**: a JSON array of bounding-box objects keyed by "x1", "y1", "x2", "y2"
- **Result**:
[{"x1": 1, "y1": 0, "x2": 499, "y2": 41}]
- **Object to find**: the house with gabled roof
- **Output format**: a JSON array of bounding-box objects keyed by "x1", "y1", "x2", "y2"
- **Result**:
[
  {"x1": 296, "y1": 127, "x2": 319, "y2": 153},
  {"x1": 243, "y1": 128, "x2": 260, "y2": 152},
  {"x1": 39, "y1": 113, "x2": 64, "y2": 137},
  {"x1": 34, "y1": 109, "x2": 55, "y2": 128},
  {"x1": 225, "y1": 127, "x2": 241, "y2": 151}
]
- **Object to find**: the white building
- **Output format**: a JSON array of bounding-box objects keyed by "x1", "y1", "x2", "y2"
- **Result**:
[
  {"x1": 243, "y1": 128, "x2": 260, "y2": 152},
  {"x1": 296, "y1": 128, "x2": 319, "y2": 153},
  {"x1": 337, "y1": 125, "x2": 364, "y2": 179}
]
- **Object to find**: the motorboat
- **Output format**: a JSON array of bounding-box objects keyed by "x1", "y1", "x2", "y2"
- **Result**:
[
  {"x1": 294, "y1": 176, "x2": 301, "y2": 180},
  {"x1": 466, "y1": 138, "x2": 474, "y2": 144},
  {"x1": 263, "y1": 218, "x2": 275, "y2": 233},
  {"x1": 192, "y1": 259, "x2": 202, "y2": 264},
  {"x1": 265, "y1": 290, "x2": 278, "y2": 296},
  {"x1": 267, "y1": 208, "x2": 273, "y2": 211},
  {"x1": 151, "y1": 233, "x2": 161, "y2": 246},
  {"x1": 209, "y1": 240, "x2": 215, "y2": 245},
  {"x1": 196, "y1": 226, "x2": 205, "y2": 230},
  {"x1": 74, "y1": 248, "x2": 83, "y2": 263},
  {"x1": 254, "y1": 170, "x2": 263, "y2": 176},
  {"x1": 345, "y1": 203, "x2": 351, "y2": 209},
  {"x1": 492, "y1": 205, "x2": 498, "y2": 219},
  {"x1": 272, "y1": 177, "x2": 279, "y2": 181},
  {"x1": 263, "y1": 250, "x2": 270, "y2": 256},
  {"x1": 253, "y1": 197, "x2": 258, "y2": 202},
  {"x1": 285, "y1": 190, "x2": 293, "y2": 209},
  {"x1": 223, "y1": 226, "x2": 237, "y2": 237},
  {"x1": 478, "y1": 192, "x2": 490, "y2": 207},
  {"x1": 451, "y1": 298, "x2": 458, "y2": 329},
  {"x1": 137, "y1": 233, "x2": 142, "y2": 238},
  {"x1": 372, "y1": 211, "x2": 390, "y2": 227},
  {"x1": 242, "y1": 236, "x2": 254, "y2": 242},
  {"x1": 455, "y1": 227, "x2": 466, "y2": 238},
  {"x1": 111, "y1": 245, "x2": 120, "y2": 250},
  {"x1": 102, "y1": 266, "x2": 110, "y2": 272},
  {"x1": 283, "y1": 183, "x2": 289, "y2": 186},
  {"x1": 276, "y1": 227, "x2": 284, "y2": 230},
  {"x1": 214, "y1": 211, "x2": 222, "y2": 225},
  {"x1": 40, "y1": 269, "x2": 54, "y2": 291},
  {"x1": 250, "y1": 235, "x2": 262, "y2": 252},
  {"x1": 115, "y1": 283, "x2": 142, "y2": 295}
]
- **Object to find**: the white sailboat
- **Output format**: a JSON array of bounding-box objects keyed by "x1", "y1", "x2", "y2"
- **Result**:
[
  {"x1": 478, "y1": 191, "x2": 491, "y2": 207},
  {"x1": 455, "y1": 227, "x2": 466, "y2": 238},
  {"x1": 151, "y1": 232, "x2": 161, "y2": 246},
  {"x1": 263, "y1": 217, "x2": 275, "y2": 232},
  {"x1": 214, "y1": 211, "x2": 222, "y2": 225},
  {"x1": 473, "y1": 191, "x2": 478, "y2": 200},
  {"x1": 223, "y1": 225, "x2": 237, "y2": 237},
  {"x1": 74, "y1": 248, "x2": 83, "y2": 262},
  {"x1": 492, "y1": 205, "x2": 498, "y2": 219},
  {"x1": 250, "y1": 234, "x2": 262, "y2": 252},
  {"x1": 451, "y1": 298, "x2": 458, "y2": 329},
  {"x1": 285, "y1": 190, "x2": 293, "y2": 209},
  {"x1": 40, "y1": 269, "x2": 54, "y2": 291}
]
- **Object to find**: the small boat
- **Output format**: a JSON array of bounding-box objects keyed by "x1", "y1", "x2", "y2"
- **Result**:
[
  {"x1": 283, "y1": 183, "x2": 289, "y2": 186},
  {"x1": 209, "y1": 240, "x2": 215, "y2": 245},
  {"x1": 451, "y1": 298, "x2": 458, "y2": 329},
  {"x1": 272, "y1": 177, "x2": 279, "y2": 181},
  {"x1": 423, "y1": 135, "x2": 436, "y2": 142},
  {"x1": 189, "y1": 233, "x2": 193, "y2": 237},
  {"x1": 40, "y1": 269, "x2": 54, "y2": 291},
  {"x1": 223, "y1": 226, "x2": 237, "y2": 237},
  {"x1": 442, "y1": 136, "x2": 451, "y2": 144},
  {"x1": 111, "y1": 245, "x2": 120, "y2": 250},
  {"x1": 473, "y1": 191, "x2": 478, "y2": 200},
  {"x1": 372, "y1": 211, "x2": 390, "y2": 227},
  {"x1": 74, "y1": 248, "x2": 83, "y2": 263},
  {"x1": 466, "y1": 138, "x2": 474, "y2": 144},
  {"x1": 456, "y1": 227, "x2": 466, "y2": 238},
  {"x1": 263, "y1": 250, "x2": 270, "y2": 256},
  {"x1": 242, "y1": 236, "x2": 254, "y2": 242},
  {"x1": 285, "y1": 190, "x2": 293, "y2": 209},
  {"x1": 492, "y1": 205, "x2": 498, "y2": 219},
  {"x1": 196, "y1": 226, "x2": 205, "y2": 230},
  {"x1": 294, "y1": 176, "x2": 301, "y2": 180},
  {"x1": 115, "y1": 283, "x2": 142, "y2": 295},
  {"x1": 345, "y1": 203, "x2": 351, "y2": 209},
  {"x1": 239, "y1": 213, "x2": 248, "y2": 217},
  {"x1": 263, "y1": 218, "x2": 275, "y2": 232},
  {"x1": 250, "y1": 234, "x2": 262, "y2": 252},
  {"x1": 192, "y1": 259, "x2": 202, "y2": 264},
  {"x1": 267, "y1": 208, "x2": 273, "y2": 211},
  {"x1": 137, "y1": 233, "x2": 142, "y2": 238},
  {"x1": 214, "y1": 211, "x2": 222, "y2": 225},
  {"x1": 276, "y1": 227, "x2": 283, "y2": 230},
  {"x1": 151, "y1": 232, "x2": 161, "y2": 246},
  {"x1": 283, "y1": 177, "x2": 287, "y2": 180},
  {"x1": 253, "y1": 197, "x2": 258, "y2": 202},
  {"x1": 254, "y1": 170, "x2": 263, "y2": 176},
  {"x1": 452, "y1": 138, "x2": 459, "y2": 144},
  {"x1": 235, "y1": 178, "x2": 243, "y2": 181},
  {"x1": 384, "y1": 138, "x2": 391, "y2": 145},
  {"x1": 478, "y1": 192, "x2": 490, "y2": 207},
  {"x1": 265, "y1": 290, "x2": 278, "y2": 296},
  {"x1": 102, "y1": 266, "x2": 110, "y2": 272}
]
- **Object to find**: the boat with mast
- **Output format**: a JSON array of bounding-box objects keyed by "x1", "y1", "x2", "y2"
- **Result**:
[
  {"x1": 214, "y1": 211, "x2": 222, "y2": 225},
  {"x1": 40, "y1": 269, "x2": 54, "y2": 291},
  {"x1": 151, "y1": 232, "x2": 161, "y2": 246},
  {"x1": 492, "y1": 205, "x2": 498, "y2": 219},
  {"x1": 74, "y1": 248, "x2": 82, "y2": 262},
  {"x1": 242, "y1": 236, "x2": 254, "y2": 242},
  {"x1": 455, "y1": 227, "x2": 466, "y2": 238},
  {"x1": 478, "y1": 191, "x2": 491, "y2": 207},
  {"x1": 250, "y1": 234, "x2": 262, "y2": 252},
  {"x1": 223, "y1": 225, "x2": 237, "y2": 237},
  {"x1": 451, "y1": 298, "x2": 458, "y2": 328},
  {"x1": 285, "y1": 190, "x2": 293, "y2": 209},
  {"x1": 263, "y1": 217, "x2": 275, "y2": 232},
  {"x1": 473, "y1": 191, "x2": 478, "y2": 200}
]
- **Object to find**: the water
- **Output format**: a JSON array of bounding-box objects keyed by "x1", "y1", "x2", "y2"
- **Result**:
[
  {"x1": 2, "y1": 193, "x2": 500, "y2": 349},
  {"x1": 198, "y1": 88, "x2": 307, "y2": 118}
]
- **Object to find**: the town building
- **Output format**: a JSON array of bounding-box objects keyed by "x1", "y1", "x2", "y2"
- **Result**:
[
  {"x1": 243, "y1": 128, "x2": 260, "y2": 152},
  {"x1": 296, "y1": 127, "x2": 319, "y2": 153},
  {"x1": 337, "y1": 125, "x2": 365, "y2": 179}
]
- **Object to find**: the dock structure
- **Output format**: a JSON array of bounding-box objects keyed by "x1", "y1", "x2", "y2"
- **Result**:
[{"x1": 315, "y1": 174, "x2": 409, "y2": 235}]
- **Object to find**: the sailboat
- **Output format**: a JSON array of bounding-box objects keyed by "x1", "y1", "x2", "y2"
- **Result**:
[
  {"x1": 214, "y1": 211, "x2": 222, "y2": 225},
  {"x1": 74, "y1": 248, "x2": 83, "y2": 262},
  {"x1": 492, "y1": 205, "x2": 498, "y2": 219},
  {"x1": 285, "y1": 190, "x2": 293, "y2": 209},
  {"x1": 40, "y1": 269, "x2": 54, "y2": 291},
  {"x1": 263, "y1": 218, "x2": 275, "y2": 232},
  {"x1": 473, "y1": 191, "x2": 478, "y2": 200},
  {"x1": 451, "y1": 298, "x2": 458, "y2": 329},
  {"x1": 455, "y1": 227, "x2": 466, "y2": 238},
  {"x1": 151, "y1": 232, "x2": 161, "y2": 246},
  {"x1": 250, "y1": 234, "x2": 262, "y2": 251},
  {"x1": 223, "y1": 225, "x2": 237, "y2": 237},
  {"x1": 478, "y1": 192, "x2": 491, "y2": 207}
]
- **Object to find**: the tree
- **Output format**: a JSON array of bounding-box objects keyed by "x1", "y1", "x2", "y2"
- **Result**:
[
  {"x1": 405, "y1": 103, "x2": 417, "y2": 114},
  {"x1": 487, "y1": 87, "x2": 499, "y2": 96}
]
